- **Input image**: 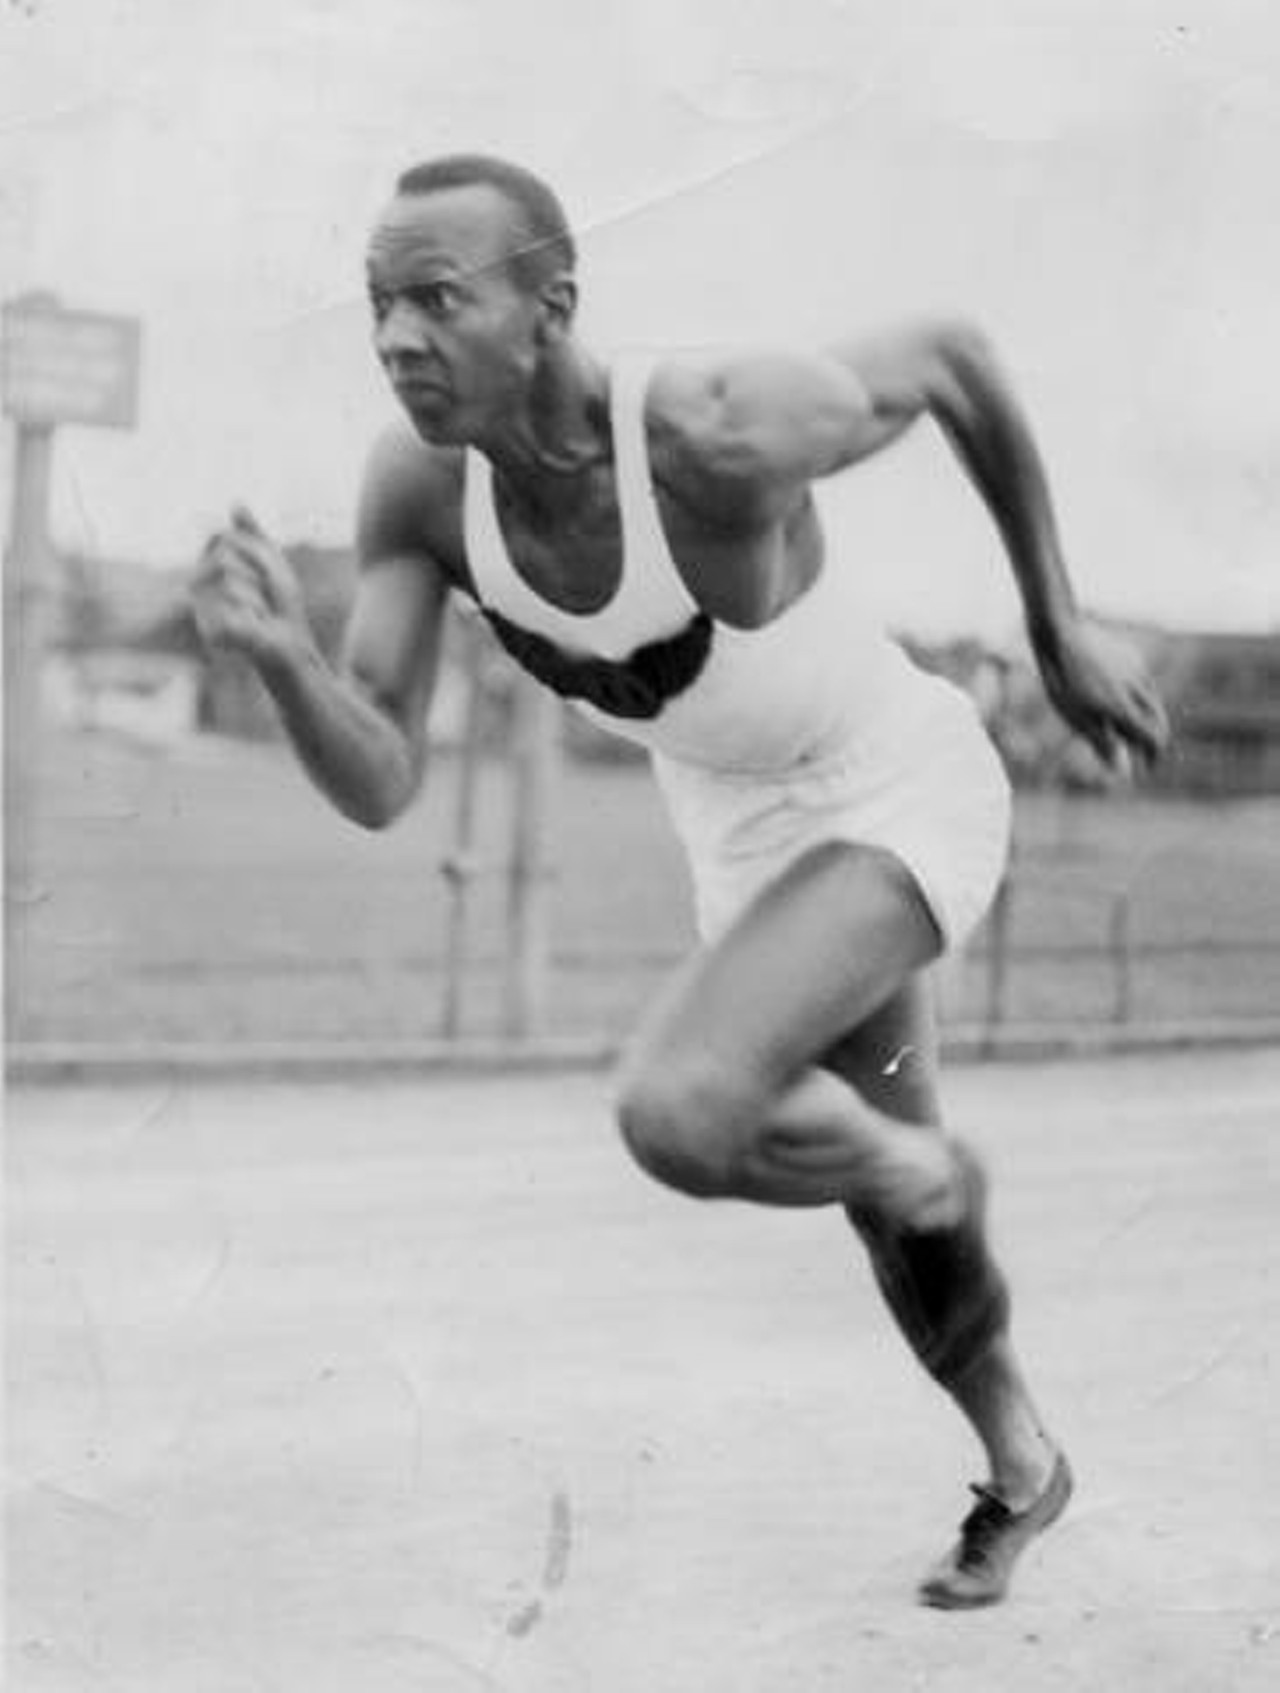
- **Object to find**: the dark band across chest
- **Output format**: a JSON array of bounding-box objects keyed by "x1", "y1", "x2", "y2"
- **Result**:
[{"x1": 482, "y1": 607, "x2": 713, "y2": 721}]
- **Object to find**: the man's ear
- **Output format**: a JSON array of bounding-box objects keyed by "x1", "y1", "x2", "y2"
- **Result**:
[{"x1": 536, "y1": 275, "x2": 578, "y2": 341}]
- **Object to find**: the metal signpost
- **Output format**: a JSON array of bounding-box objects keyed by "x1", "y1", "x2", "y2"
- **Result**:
[{"x1": 2, "y1": 294, "x2": 141, "y2": 896}]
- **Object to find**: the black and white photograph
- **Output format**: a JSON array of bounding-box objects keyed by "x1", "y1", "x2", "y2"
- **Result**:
[{"x1": 4, "y1": 2, "x2": 1279, "y2": 1687}]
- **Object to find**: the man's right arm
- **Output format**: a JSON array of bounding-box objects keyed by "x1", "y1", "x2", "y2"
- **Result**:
[{"x1": 192, "y1": 430, "x2": 454, "y2": 829}]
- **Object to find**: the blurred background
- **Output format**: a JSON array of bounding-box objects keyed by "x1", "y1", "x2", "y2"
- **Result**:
[{"x1": 4, "y1": 0, "x2": 1279, "y2": 1058}]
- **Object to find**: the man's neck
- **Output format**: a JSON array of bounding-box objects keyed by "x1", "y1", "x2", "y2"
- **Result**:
[{"x1": 476, "y1": 342, "x2": 612, "y2": 515}]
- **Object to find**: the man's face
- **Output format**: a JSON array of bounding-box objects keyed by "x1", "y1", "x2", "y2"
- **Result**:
[{"x1": 366, "y1": 185, "x2": 546, "y2": 444}]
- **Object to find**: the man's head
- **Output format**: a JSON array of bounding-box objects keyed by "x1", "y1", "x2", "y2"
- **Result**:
[
  {"x1": 394, "y1": 155, "x2": 576, "y2": 291},
  {"x1": 366, "y1": 154, "x2": 579, "y2": 443}
]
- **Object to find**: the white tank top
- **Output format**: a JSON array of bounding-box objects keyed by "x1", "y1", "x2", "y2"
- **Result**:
[{"x1": 463, "y1": 355, "x2": 940, "y2": 774}]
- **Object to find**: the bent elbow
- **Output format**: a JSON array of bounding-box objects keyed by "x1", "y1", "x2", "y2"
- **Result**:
[
  {"x1": 932, "y1": 318, "x2": 1000, "y2": 384},
  {"x1": 348, "y1": 796, "x2": 400, "y2": 832},
  {"x1": 343, "y1": 756, "x2": 423, "y2": 832},
  {"x1": 918, "y1": 319, "x2": 1005, "y2": 430}
]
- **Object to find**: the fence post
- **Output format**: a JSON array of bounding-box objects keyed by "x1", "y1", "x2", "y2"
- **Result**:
[
  {"x1": 984, "y1": 876, "x2": 1014, "y2": 1054},
  {"x1": 1109, "y1": 889, "x2": 1134, "y2": 1026},
  {"x1": 5, "y1": 421, "x2": 56, "y2": 899},
  {"x1": 503, "y1": 678, "x2": 560, "y2": 1038},
  {"x1": 439, "y1": 623, "x2": 488, "y2": 1038}
]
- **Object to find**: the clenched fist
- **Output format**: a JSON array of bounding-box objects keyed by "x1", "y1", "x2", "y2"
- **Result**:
[
  {"x1": 191, "y1": 505, "x2": 315, "y2": 671},
  {"x1": 1036, "y1": 619, "x2": 1169, "y2": 772}
]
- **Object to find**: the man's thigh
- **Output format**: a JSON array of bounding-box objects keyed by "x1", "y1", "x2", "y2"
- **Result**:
[
  {"x1": 624, "y1": 838, "x2": 943, "y2": 1094},
  {"x1": 820, "y1": 974, "x2": 943, "y2": 1128}
]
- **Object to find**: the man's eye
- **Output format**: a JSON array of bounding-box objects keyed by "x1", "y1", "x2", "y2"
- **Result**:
[
  {"x1": 411, "y1": 284, "x2": 456, "y2": 315},
  {"x1": 368, "y1": 292, "x2": 390, "y2": 321}
]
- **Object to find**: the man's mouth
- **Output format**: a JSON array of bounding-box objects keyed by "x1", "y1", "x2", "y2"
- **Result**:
[{"x1": 395, "y1": 380, "x2": 450, "y2": 406}]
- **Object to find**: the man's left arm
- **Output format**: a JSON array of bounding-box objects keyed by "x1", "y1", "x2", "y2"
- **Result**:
[
  {"x1": 830, "y1": 321, "x2": 1170, "y2": 768},
  {"x1": 664, "y1": 331, "x2": 1167, "y2": 766}
]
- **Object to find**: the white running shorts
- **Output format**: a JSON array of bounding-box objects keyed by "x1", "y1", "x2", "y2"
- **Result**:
[{"x1": 651, "y1": 677, "x2": 1012, "y2": 953}]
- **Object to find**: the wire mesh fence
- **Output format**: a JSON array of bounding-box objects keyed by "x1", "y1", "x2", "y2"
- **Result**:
[{"x1": 8, "y1": 706, "x2": 1280, "y2": 1068}]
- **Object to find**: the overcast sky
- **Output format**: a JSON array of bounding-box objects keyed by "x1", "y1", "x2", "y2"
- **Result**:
[{"x1": 3, "y1": 0, "x2": 1277, "y2": 638}]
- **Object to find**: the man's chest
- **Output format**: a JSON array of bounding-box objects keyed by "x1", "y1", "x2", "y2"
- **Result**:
[{"x1": 485, "y1": 464, "x2": 805, "y2": 626}]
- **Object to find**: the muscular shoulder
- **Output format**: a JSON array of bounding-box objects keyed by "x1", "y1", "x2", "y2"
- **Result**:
[
  {"x1": 646, "y1": 349, "x2": 875, "y2": 520},
  {"x1": 356, "y1": 424, "x2": 466, "y2": 576}
]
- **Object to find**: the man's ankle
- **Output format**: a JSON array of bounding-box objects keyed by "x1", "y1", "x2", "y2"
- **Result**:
[{"x1": 989, "y1": 1437, "x2": 1058, "y2": 1511}]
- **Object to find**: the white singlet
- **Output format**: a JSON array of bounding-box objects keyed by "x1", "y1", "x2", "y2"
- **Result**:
[{"x1": 463, "y1": 356, "x2": 1011, "y2": 950}]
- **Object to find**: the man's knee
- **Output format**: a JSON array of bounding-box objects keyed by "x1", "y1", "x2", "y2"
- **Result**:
[{"x1": 614, "y1": 1060, "x2": 758, "y2": 1199}]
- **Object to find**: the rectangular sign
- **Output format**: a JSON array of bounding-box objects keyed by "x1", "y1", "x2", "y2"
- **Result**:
[{"x1": 2, "y1": 302, "x2": 141, "y2": 429}]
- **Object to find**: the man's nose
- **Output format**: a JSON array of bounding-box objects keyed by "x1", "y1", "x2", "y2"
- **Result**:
[{"x1": 375, "y1": 299, "x2": 431, "y2": 360}]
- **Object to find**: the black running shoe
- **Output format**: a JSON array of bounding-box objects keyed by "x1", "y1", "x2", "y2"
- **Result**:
[{"x1": 918, "y1": 1449, "x2": 1074, "y2": 1609}]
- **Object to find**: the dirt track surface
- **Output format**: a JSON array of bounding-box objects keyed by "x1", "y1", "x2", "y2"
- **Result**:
[{"x1": 7, "y1": 1049, "x2": 1280, "y2": 1690}]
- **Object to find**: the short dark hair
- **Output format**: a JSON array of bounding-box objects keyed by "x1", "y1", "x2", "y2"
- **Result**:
[{"x1": 394, "y1": 154, "x2": 576, "y2": 290}]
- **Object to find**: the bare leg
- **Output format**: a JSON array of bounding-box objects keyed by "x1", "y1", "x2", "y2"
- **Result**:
[
  {"x1": 615, "y1": 839, "x2": 1067, "y2": 1602},
  {"x1": 616, "y1": 842, "x2": 969, "y2": 1228},
  {"x1": 823, "y1": 984, "x2": 1056, "y2": 1508},
  {"x1": 949, "y1": 1338, "x2": 1056, "y2": 1508}
]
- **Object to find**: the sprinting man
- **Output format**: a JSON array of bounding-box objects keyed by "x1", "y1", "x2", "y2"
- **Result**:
[{"x1": 192, "y1": 154, "x2": 1167, "y2": 1607}]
